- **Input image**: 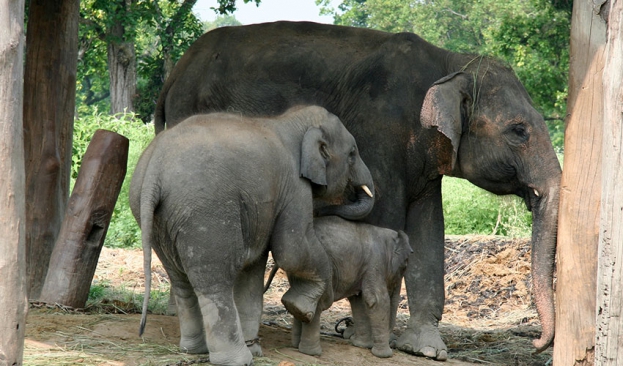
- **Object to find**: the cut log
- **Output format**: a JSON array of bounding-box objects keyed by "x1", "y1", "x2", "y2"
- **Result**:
[{"x1": 38, "y1": 129, "x2": 129, "y2": 309}]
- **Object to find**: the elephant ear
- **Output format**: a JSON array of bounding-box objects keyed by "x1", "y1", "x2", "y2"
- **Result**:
[
  {"x1": 300, "y1": 127, "x2": 328, "y2": 186},
  {"x1": 420, "y1": 72, "x2": 473, "y2": 170}
]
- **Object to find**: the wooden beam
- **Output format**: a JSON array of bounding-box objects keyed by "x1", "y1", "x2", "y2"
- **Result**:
[
  {"x1": 38, "y1": 130, "x2": 129, "y2": 309},
  {"x1": 554, "y1": 1, "x2": 607, "y2": 364},
  {"x1": 0, "y1": 0, "x2": 28, "y2": 362},
  {"x1": 23, "y1": 0, "x2": 80, "y2": 299},
  {"x1": 596, "y1": 0, "x2": 623, "y2": 362}
]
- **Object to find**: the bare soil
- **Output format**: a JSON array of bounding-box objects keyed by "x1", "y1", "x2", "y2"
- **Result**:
[{"x1": 24, "y1": 236, "x2": 553, "y2": 365}]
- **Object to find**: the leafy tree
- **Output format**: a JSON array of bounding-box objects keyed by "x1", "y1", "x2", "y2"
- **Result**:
[
  {"x1": 318, "y1": 0, "x2": 570, "y2": 149},
  {"x1": 77, "y1": 0, "x2": 203, "y2": 121}
]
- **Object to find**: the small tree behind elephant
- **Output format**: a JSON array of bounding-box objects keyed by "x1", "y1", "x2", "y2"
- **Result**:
[
  {"x1": 284, "y1": 216, "x2": 412, "y2": 358},
  {"x1": 129, "y1": 106, "x2": 375, "y2": 366}
]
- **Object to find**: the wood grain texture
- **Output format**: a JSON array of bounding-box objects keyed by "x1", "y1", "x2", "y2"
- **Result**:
[
  {"x1": 596, "y1": 0, "x2": 623, "y2": 363},
  {"x1": 554, "y1": 1, "x2": 607, "y2": 364},
  {"x1": 0, "y1": 0, "x2": 27, "y2": 363},
  {"x1": 38, "y1": 130, "x2": 129, "y2": 309}
]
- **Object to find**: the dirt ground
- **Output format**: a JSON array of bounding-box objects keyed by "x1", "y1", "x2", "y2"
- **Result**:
[{"x1": 24, "y1": 236, "x2": 554, "y2": 366}]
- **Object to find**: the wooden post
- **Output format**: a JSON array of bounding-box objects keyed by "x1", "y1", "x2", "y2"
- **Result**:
[
  {"x1": 23, "y1": 0, "x2": 80, "y2": 299},
  {"x1": 596, "y1": 0, "x2": 623, "y2": 363},
  {"x1": 554, "y1": 1, "x2": 607, "y2": 365},
  {"x1": 0, "y1": 0, "x2": 28, "y2": 363},
  {"x1": 38, "y1": 129, "x2": 129, "y2": 309}
]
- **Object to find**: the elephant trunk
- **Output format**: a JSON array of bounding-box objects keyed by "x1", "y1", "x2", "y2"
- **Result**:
[
  {"x1": 317, "y1": 158, "x2": 375, "y2": 220},
  {"x1": 529, "y1": 179, "x2": 560, "y2": 353},
  {"x1": 317, "y1": 184, "x2": 375, "y2": 220}
]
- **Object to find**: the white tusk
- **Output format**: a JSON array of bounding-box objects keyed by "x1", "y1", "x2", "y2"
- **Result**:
[
  {"x1": 361, "y1": 185, "x2": 373, "y2": 198},
  {"x1": 533, "y1": 188, "x2": 540, "y2": 197}
]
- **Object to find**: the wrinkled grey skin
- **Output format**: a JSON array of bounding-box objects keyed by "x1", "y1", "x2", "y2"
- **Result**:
[
  {"x1": 154, "y1": 22, "x2": 561, "y2": 358},
  {"x1": 129, "y1": 106, "x2": 374, "y2": 366},
  {"x1": 288, "y1": 216, "x2": 412, "y2": 358}
]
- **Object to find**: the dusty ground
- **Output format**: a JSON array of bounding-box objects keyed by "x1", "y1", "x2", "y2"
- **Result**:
[{"x1": 24, "y1": 236, "x2": 554, "y2": 365}]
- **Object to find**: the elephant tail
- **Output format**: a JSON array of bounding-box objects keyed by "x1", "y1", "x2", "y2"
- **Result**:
[
  {"x1": 138, "y1": 180, "x2": 159, "y2": 337},
  {"x1": 263, "y1": 263, "x2": 279, "y2": 293}
]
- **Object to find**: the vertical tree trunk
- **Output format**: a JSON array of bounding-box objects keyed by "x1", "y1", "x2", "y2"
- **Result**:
[
  {"x1": 39, "y1": 130, "x2": 129, "y2": 309},
  {"x1": 596, "y1": 0, "x2": 623, "y2": 363},
  {"x1": 108, "y1": 0, "x2": 136, "y2": 114},
  {"x1": 0, "y1": 0, "x2": 28, "y2": 363},
  {"x1": 554, "y1": 1, "x2": 607, "y2": 365},
  {"x1": 23, "y1": 0, "x2": 80, "y2": 299}
]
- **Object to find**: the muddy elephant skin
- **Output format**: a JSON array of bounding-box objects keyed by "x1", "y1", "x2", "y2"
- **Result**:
[
  {"x1": 289, "y1": 216, "x2": 412, "y2": 358},
  {"x1": 129, "y1": 106, "x2": 374, "y2": 366},
  {"x1": 154, "y1": 21, "x2": 561, "y2": 358}
]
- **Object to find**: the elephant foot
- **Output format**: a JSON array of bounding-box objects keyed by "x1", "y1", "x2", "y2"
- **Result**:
[
  {"x1": 395, "y1": 323, "x2": 447, "y2": 361},
  {"x1": 350, "y1": 334, "x2": 373, "y2": 349},
  {"x1": 298, "y1": 342, "x2": 322, "y2": 356},
  {"x1": 342, "y1": 321, "x2": 356, "y2": 339},
  {"x1": 179, "y1": 336, "x2": 208, "y2": 354},
  {"x1": 371, "y1": 345, "x2": 393, "y2": 358},
  {"x1": 281, "y1": 291, "x2": 316, "y2": 323},
  {"x1": 247, "y1": 341, "x2": 263, "y2": 357},
  {"x1": 208, "y1": 347, "x2": 254, "y2": 366}
]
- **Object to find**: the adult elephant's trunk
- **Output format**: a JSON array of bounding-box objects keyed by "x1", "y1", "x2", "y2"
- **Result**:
[{"x1": 530, "y1": 178, "x2": 560, "y2": 353}]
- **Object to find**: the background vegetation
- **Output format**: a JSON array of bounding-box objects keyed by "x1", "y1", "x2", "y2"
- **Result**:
[{"x1": 72, "y1": 0, "x2": 568, "y2": 248}]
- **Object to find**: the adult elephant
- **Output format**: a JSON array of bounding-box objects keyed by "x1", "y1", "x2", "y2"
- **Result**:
[{"x1": 154, "y1": 21, "x2": 561, "y2": 359}]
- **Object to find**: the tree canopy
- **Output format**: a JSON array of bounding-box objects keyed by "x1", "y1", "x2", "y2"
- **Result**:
[{"x1": 77, "y1": 0, "x2": 204, "y2": 121}]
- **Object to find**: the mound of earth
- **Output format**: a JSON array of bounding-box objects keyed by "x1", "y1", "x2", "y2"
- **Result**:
[{"x1": 24, "y1": 235, "x2": 553, "y2": 365}]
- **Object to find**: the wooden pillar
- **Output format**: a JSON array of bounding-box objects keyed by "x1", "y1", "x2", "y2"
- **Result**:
[
  {"x1": 596, "y1": 0, "x2": 623, "y2": 363},
  {"x1": 554, "y1": 1, "x2": 607, "y2": 365},
  {"x1": 23, "y1": 0, "x2": 80, "y2": 299},
  {"x1": 0, "y1": 0, "x2": 28, "y2": 363},
  {"x1": 38, "y1": 130, "x2": 129, "y2": 309}
]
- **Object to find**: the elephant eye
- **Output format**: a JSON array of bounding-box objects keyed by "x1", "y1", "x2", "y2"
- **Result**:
[
  {"x1": 320, "y1": 144, "x2": 331, "y2": 160},
  {"x1": 509, "y1": 123, "x2": 529, "y2": 143},
  {"x1": 348, "y1": 147, "x2": 356, "y2": 165}
]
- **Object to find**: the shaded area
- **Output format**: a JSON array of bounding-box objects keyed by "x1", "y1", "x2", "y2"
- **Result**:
[{"x1": 25, "y1": 236, "x2": 553, "y2": 365}]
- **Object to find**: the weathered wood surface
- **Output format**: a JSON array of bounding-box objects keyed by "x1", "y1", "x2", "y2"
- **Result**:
[
  {"x1": 38, "y1": 129, "x2": 129, "y2": 309},
  {"x1": 596, "y1": 0, "x2": 623, "y2": 363},
  {"x1": 0, "y1": 0, "x2": 28, "y2": 363},
  {"x1": 554, "y1": 0, "x2": 607, "y2": 365},
  {"x1": 23, "y1": 0, "x2": 80, "y2": 300}
]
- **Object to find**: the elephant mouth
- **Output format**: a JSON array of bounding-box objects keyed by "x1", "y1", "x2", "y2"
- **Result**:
[{"x1": 522, "y1": 186, "x2": 542, "y2": 212}]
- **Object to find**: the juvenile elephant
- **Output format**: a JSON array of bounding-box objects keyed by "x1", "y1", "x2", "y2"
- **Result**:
[
  {"x1": 154, "y1": 21, "x2": 562, "y2": 358},
  {"x1": 284, "y1": 216, "x2": 412, "y2": 358},
  {"x1": 129, "y1": 106, "x2": 374, "y2": 366}
]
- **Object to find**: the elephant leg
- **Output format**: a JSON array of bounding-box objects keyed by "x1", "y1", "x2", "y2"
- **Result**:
[
  {"x1": 396, "y1": 181, "x2": 448, "y2": 360},
  {"x1": 291, "y1": 318, "x2": 302, "y2": 348},
  {"x1": 362, "y1": 289, "x2": 392, "y2": 358},
  {"x1": 234, "y1": 253, "x2": 268, "y2": 357},
  {"x1": 296, "y1": 307, "x2": 323, "y2": 356},
  {"x1": 346, "y1": 295, "x2": 373, "y2": 348},
  {"x1": 179, "y1": 220, "x2": 253, "y2": 366},
  {"x1": 271, "y1": 216, "x2": 333, "y2": 324},
  {"x1": 166, "y1": 270, "x2": 207, "y2": 354}
]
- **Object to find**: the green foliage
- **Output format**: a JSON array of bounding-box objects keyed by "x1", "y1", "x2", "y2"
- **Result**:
[
  {"x1": 72, "y1": 110, "x2": 153, "y2": 248},
  {"x1": 320, "y1": 0, "x2": 570, "y2": 151},
  {"x1": 77, "y1": 0, "x2": 204, "y2": 122},
  {"x1": 442, "y1": 177, "x2": 532, "y2": 237},
  {"x1": 204, "y1": 14, "x2": 243, "y2": 31},
  {"x1": 88, "y1": 280, "x2": 170, "y2": 315}
]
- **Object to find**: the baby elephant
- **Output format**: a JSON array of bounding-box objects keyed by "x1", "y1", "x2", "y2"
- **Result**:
[
  {"x1": 130, "y1": 106, "x2": 375, "y2": 366},
  {"x1": 289, "y1": 216, "x2": 412, "y2": 358}
]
